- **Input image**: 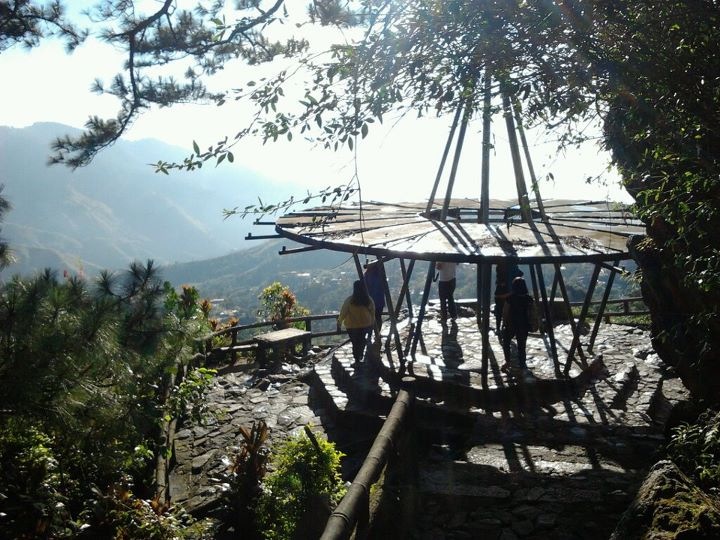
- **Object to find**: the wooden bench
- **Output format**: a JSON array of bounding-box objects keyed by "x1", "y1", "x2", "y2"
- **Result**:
[{"x1": 253, "y1": 327, "x2": 312, "y2": 365}]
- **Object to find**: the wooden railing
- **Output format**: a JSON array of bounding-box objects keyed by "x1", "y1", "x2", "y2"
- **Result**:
[
  {"x1": 321, "y1": 377, "x2": 416, "y2": 540},
  {"x1": 570, "y1": 296, "x2": 650, "y2": 322},
  {"x1": 201, "y1": 313, "x2": 346, "y2": 362}
]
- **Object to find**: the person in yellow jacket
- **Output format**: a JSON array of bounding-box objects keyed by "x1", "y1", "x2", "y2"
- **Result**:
[{"x1": 338, "y1": 280, "x2": 375, "y2": 365}]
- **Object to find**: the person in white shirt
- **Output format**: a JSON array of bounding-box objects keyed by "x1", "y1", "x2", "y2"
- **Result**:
[{"x1": 436, "y1": 261, "x2": 457, "y2": 321}]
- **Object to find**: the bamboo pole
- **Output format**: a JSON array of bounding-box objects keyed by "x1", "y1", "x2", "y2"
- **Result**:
[
  {"x1": 513, "y1": 97, "x2": 547, "y2": 221},
  {"x1": 480, "y1": 74, "x2": 493, "y2": 223},
  {"x1": 320, "y1": 379, "x2": 415, "y2": 540},
  {"x1": 567, "y1": 263, "x2": 602, "y2": 361},
  {"x1": 589, "y1": 260, "x2": 620, "y2": 352},
  {"x1": 501, "y1": 90, "x2": 532, "y2": 223},
  {"x1": 411, "y1": 261, "x2": 436, "y2": 356},
  {"x1": 441, "y1": 97, "x2": 473, "y2": 220},
  {"x1": 554, "y1": 263, "x2": 587, "y2": 374},
  {"x1": 534, "y1": 263, "x2": 560, "y2": 371},
  {"x1": 426, "y1": 105, "x2": 464, "y2": 214}
]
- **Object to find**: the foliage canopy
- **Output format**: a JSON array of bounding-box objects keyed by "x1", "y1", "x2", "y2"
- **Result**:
[{"x1": 0, "y1": 263, "x2": 214, "y2": 538}]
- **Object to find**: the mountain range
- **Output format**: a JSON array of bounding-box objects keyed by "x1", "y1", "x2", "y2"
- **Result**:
[
  {"x1": 0, "y1": 123, "x2": 639, "y2": 321},
  {"x1": 0, "y1": 122, "x2": 297, "y2": 274}
]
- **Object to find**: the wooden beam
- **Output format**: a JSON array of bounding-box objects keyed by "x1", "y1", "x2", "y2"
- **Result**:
[
  {"x1": 589, "y1": 259, "x2": 620, "y2": 352},
  {"x1": 535, "y1": 263, "x2": 560, "y2": 374},
  {"x1": 567, "y1": 263, "x2": 602, "y2": 360},
  {"x1": 245, "y1": 233, "x2": 281, "y2": 240},
  {"x1": 441, "y1": 97, "x2": 473, "y2": 221},
  {"x1": 279, "y1": 245, "x2": 321, "y2": 255},
  {"x1": 513, "y1": 97, "x2": 546, "y2": 221},
  {"x1": 410, "y1": 261, "x2": 436, "y2": 357},
  {"x1": 480, "y1": 74, "x2": 492, "y2": 223},
  {"x1": 426, "y1": 104, "x2": 464, "y2": 214},
  {"x1": 555, "y1": 263, "x2": 587, "y2": 374}
]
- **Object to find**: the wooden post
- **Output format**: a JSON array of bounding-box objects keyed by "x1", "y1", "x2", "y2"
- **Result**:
[
  {"x1": 480, "y1": 74, "x2": 492, "y2": 223},
  {"x1": 411, "y1": 261, "x2": 436, "y2": 356},
  {"x1": 513, "y1": 97, "x2": 546, "y2": 221},
  {"x1": 480, "y1": 262, "x2": 492, "y2": 386},
  {"x1": 567, "y1": 263, "x2": 601, "y2": 361},
  {"x1": 588, "y1": 259, "x2": 619, "y2": 352},
  {"x1": 379, "y1": 259, "x2": 403, "y2": 374},
  {"x1": 550, "y1": 267, "x2": 559, "y2": 303},
  {"x1": 426, "y1": 105, "x2": 464, "y2": 214},
  {"x1": 388, "y1": 259, "x2": 415, "y2": 372},
  {"x1": 441, "y1": 97, "x2": 473, "y2": 221},
  {"x1": 400, "y1": 258, "x2": 415, "y2": 320},
  {"x1": 502, "y1": 90, "x2": 532, "y2": 223},
  {"x1": 535, "y1": 263, "x2": 560, "y2": 371},
  {"x1": 555, "y1": 263, "x2": 587, "y2": 374},
  {"x1": 230, "y1": 328, "x2": 238, "y2": 364}
]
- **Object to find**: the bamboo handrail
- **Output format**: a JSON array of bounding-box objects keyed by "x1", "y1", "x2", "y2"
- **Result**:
[{"x1": 321, "y1": 377, "x2": 415, "y2": 540}]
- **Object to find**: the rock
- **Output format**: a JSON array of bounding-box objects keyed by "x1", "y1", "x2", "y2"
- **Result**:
[
  {"x1": 253, "y1": 377, "x2": 270, "y2": 391},
  {"x1": 448, "y1": 511, "x2": 467, "y2": 528},
  {"x1": 192, "y1": 451, "x2": 216, "y2": 474},
  {"x1": 536, "y1": 513, "x2": 557, "y2": 528},
  {"x1": 610, "y1": 460, "x2": 720, "y2": 539},
  {"x1": 511, "y1": 519, "x2": 534, "y2": 536}
]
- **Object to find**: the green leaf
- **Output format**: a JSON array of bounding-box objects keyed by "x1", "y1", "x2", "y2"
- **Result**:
[
  {"x1": 227, "y1": 152, "x2": 234, "y2": 163},
  {"x1": 361, "y1": 123, "x2": 369, "y2": 138},
  {"x1": 193, "y1": 140, "x2": 200, "y2": 154}
]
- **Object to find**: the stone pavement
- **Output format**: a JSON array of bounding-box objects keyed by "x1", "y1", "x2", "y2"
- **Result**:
[
  {"x1": 169, "y1": 308, "x2": 690, "y2": 538},
  {"x1": 169, "y1": 356, "x2": 328, "y2": 515}
]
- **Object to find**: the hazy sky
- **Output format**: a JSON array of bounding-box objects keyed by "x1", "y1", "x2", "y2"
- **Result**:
[{"x1": 0, "y1": 4, "x2": 633, "y2": 204}]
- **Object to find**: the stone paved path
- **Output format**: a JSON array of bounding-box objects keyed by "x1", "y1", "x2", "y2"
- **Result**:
[
  {"x1": 169, "y1": 357, "x2": 328, "y2": 514},
  {"x1": 170, "y1": 308, "x2": 689, "y2": 538}
]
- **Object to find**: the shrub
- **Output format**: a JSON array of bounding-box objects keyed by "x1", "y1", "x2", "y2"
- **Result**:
[
  {"x1": 257, "y1": 282, "x2": 309, "y2": 328},
  {"x1": 78, "y1": 480, "x2": 213, "y2": 539},
  {"x1": 221, "y1": 420, "x2": 271, "y2": 538},
  {"x1": 0, "y1": 420, "x2": 69, "y2": 538},
  {"x1": 0, "y1": 265, "x2": 215, "y2": 537},
  {"x1": 667, "y1": 409, "x2": 720, "y2": 490},
  {"x1": 256, "y1": 426, "x2": 346, "y2": 540}
]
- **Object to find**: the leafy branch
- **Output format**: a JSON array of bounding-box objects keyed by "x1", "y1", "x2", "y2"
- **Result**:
[{"x1": 223, "y1": 183, "x2": 356, "y2": 220}]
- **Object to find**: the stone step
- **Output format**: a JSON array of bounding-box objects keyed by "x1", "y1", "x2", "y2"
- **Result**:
[
  {"x1": 308, "y1": 354, "x2": 388, "y2": 432},
  {"x1": 408, "y1": 440, "x2": 646, "y2": 540}
]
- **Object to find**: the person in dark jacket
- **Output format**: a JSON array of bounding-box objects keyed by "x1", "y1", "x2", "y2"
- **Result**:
[
  {"x1": 501, "y1": 276, "x2": 534, "y2": 373},
  {"x1": 363, "y1": 260, "x2": 385, "y2": 336}
]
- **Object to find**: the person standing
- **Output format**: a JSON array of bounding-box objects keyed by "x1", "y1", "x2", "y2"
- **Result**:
[
  {"x1": 363, "y1": 260, "x2": 385, "y2": 336},
  {"x1": 338, "y1": 280, "x2": 375, "y2": 365},
  {"x1": 494, "y1": 277, "x2": 510, "y2": 333},
  {"x1": 436, "y1": 261, "x2": 458, "y2": 322},
  {"x1": 494, "y1": 262, "x2": 524, "y2": 332},
  {"x1": 501, "y1": 276, "x2": 535, "y2": 373}
]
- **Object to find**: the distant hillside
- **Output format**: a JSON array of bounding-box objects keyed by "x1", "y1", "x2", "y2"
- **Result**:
[
  {"x1": 0, "y1": 122, "x2": 298, "y2": 273},
  {"x1": 162, "y1": 239, "x2": 359, "y2": 321},
  {"x1": 163, "y1": 239, "x2": 641, "y2": 324}
]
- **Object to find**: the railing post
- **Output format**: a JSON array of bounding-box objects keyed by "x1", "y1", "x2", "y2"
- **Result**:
[{"x1": 230, "y1": 328, "x2": 238, "y2": 364}]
